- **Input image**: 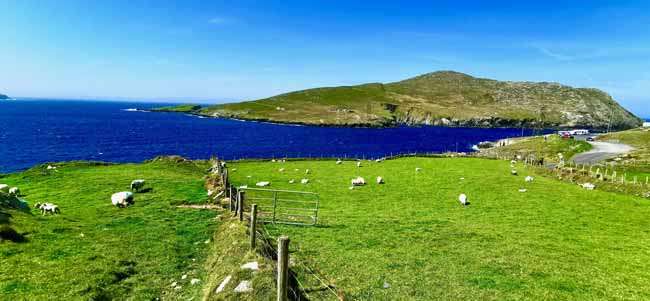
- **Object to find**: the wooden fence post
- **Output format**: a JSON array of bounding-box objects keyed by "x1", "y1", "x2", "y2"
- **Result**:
[
  {"x1": 277, "y1": 236, "x2": 290, "y2": 301},
  {"x1": 229, "y1": 186, "x2": 233, "y2": 211},
  {"x1": 238, "y1": 191, "x2": 245, "y2": 222},
  {"x1": 250, "y1": 204, "x2": 258, "y2": 250}
]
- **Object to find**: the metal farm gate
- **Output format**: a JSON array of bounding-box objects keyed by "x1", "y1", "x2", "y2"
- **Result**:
[{"x1": 240, "y1": 187, "x2": 319, "y2": 226}]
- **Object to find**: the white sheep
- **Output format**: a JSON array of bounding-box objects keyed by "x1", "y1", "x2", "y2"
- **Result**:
[
  {"x1": 278, "y1": 168, "x2": 285, "y2": 172},
  {"x1": 519, "y1": 189, "x2": 528, "y2": 193},
  {"x1": 336, "y1": 160, "x2": 342, "y2": 165},
  {"x1": 376, "y1": 176, "x2": 384, "y2": 184},
  {"x1": 111, "y1": 191, "x2": 134, "y2": 208},
  {"x1": 415, "y1": 167, "x2": 422, "y2": 172},
  {"x1": 351, "y1": 177, "x2": 366, "y2": 186},
  {"x1": 349, "y1": 186, "x2": 354, "y2": 190},
  {"x1": 525, "y1": 176, "x2": 534, "y2": 182},
  {"x1": 0, "y1": 184, "x2": 8, "y2": 193},
  {"x1": 8, "y1": 187, "x2": 19, "y2": 196},
  {"x1": 301, "y1": 179, "x2": 309, "y2": 184},
  {"x1": 357, "y1": 162, "x2": 362, "y2": 168},
  {"x1": 580, "y1": 183, "x2": 595, "y2": 190},
  {"x1": 511, "y1": 170, "x2": 518, "y2": 176},
  {"x1": 458, "y1": 194, "x2": 469, "y2": 206},
  {"x1": 35, "y1": 202, "x2": 61, "y2": 215},
  {"x1": 289, "y1": 180, "x2": 295, "y2": 184},
  {"x1": 510, "y1": 160, "x2": 517, "y2": 165},
  {"x1": 305, "y1": 169, "x2": 310, "y2": 174},
  {"x1": 130, "y1": 179, "x2": 146, "y2": 192},
  {"x1": 256, "y1": 181, "x2": 270, "y2": 187}
]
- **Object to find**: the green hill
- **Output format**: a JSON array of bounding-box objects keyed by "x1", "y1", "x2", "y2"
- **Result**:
[
  {"x1": 183, "y1": 71, "x2": 641, "y2": 129},
  {"x1": 0, "y1": 94, "x2": 9, "y2": 100}
]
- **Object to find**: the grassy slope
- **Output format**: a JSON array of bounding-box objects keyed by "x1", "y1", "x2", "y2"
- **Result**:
[
  {"x1": 194, "y1": 71, "x2": 641, "y2": 129},
  {"x1": 201, "y1": 217, "x2": 276, "y2": 301},
  {"x1": 481, "y1": 135, "x2": 593, "y2": 162},
  {"x1": 600, "y1": 127, "x2": 650, "y2": 179},
  {"x1": 0, "y1": 160, "x2": 219, "y2": 300},
  {"x1": 229, "y1": 157, "x2": 650, "y2": 300}
]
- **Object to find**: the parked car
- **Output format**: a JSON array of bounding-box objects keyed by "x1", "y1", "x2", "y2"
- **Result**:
[{"x1": 586, "y1": 136, "x2": 595, "y2": 142}]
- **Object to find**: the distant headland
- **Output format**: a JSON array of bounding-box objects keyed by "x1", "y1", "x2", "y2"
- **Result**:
[
  {"x1": 152, "y1": 71, "x2": 642, "y2": 130},
  {"x1": 0, "y1": 94, "x2": 9, "y2": 100}
]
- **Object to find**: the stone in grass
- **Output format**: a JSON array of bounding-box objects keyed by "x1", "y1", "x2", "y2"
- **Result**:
[
  {"x1": 216, "y1": 275, "x2": 232, "y2": 293},
  {"x1": 234, "y1": 280, "x2": 253, "y2": 293},
  {"x1": 383, "y1": 282, "x2": 391, "y2": 289},
  {"x1": 241, "y1": 261, "x2": 259, "y2": 271},
  {"x1": 191, "y1": 278, "x2": 201, "y2": 285}
]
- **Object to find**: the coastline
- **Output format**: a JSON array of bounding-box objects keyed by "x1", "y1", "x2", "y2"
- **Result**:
[{"x1": 147, "y1": 107, "x2": 630, "y2": 131}]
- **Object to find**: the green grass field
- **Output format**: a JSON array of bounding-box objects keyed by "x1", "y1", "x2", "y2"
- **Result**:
[
  {"x1": 229, "y1": 157, "x2": 650, "y2": 300},
  {"x1": 0, "y1": 159, "x2": 219, "y2": 300}
]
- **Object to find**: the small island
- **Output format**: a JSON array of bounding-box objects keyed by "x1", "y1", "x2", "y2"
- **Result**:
[{"x1": 0, "y1": 94, "x2": 9, "y2": 100}]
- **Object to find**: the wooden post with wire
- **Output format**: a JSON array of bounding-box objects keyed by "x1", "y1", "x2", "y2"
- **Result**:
[
  {"x1": 278, "y1": 236, "x2": 290, "y2": 301},
  {"x1": 238, "y1": 191, "x2": 245, "y2": 222},
  {"x1": 250, "y1": 204, "x2": 257, "y2": 250}
]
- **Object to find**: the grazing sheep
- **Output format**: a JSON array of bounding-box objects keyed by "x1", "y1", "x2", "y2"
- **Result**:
[
  {"x1": 289, "y1": 180, "x2": 295, "y2": 184},
  {"x1": 458, "y1": 194, "x2": 469, "y2": 206},
  {"x1": 351, "y1": 177, "x2": 366, "y2": 186},
  {"x1": 580, "y1": 183, "x2": 595, "y2": 190},
  {"x1": 278, "y1": 168, "x2": 285, "y2": 172},
  {"x1": 232, "y1": 168, "x2": 237, "y2": 171},
  {"x1": 111, "y1": 191, "x2": 134, "y2": 208},
  {"x1": 130, "y1": 179, "x2": 146, "y2": 192},
  {"x1": 525, "y1": 176, "x2": 534, "y2": 182},
  {"x1": 511, "y1": 160, "x2": 517, "y2": 165},
  {"x1": 356, "y1": 162, "x2": 362, "y2": 168},
  {"x1": 375, "y1": 158, "x2": 384, "y2": 163},
  {"x1": 305, "y1": 169, "x2": 310, "y2": 174},
  {"x1": 8, "y1": 187, "x2": 19, "y2": 196},
  {"x1": 35, "y1": 202, "x2": 61, "y2": 215},
  {"x1": 256, "y1": 181, "x2": 270, "y2": 187},
  {"x1": 0, "y1": 184, "x2": 8, "y2": 193},
  {"x1": 415, "y1": 167, "x2": 422, "y2": 172},
  {"x1": 376, "y1": 176, "x2": 384, "y2": 184},
  {"x1": 349, "y1": 186, "x2": 354, "y2": 190},
  {"x1": 301, "y1": 179, "x2": 309, "y2": 184},
  {"x1": 511, "y1": 170, "x2": 518, "y2": 176},
  {"x1": 519, "y1": 189, "x2": 528, "y2": 193},
  {"x1": 336, "y1": 160, "x2": 342, "y2": 165}
]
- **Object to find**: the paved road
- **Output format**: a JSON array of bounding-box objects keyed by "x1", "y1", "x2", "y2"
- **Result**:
[{"x1": 571, "y1": 140, "x2": 634, "y2": 165}]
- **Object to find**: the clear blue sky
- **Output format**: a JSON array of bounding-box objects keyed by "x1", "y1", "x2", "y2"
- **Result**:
[{"x1": 1, "y1": 1, "x2": 648, "y2": 116}]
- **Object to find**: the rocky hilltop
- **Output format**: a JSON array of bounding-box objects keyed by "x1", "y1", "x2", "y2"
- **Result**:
[
  {"x1": 166, "y1": 71, "x2": 643, "y2": 129},
  {"x1": 0, "y1": 94, "x2": 9, "y2": 100}
]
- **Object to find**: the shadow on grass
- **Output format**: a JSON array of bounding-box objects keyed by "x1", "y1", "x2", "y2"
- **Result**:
[
  {"x1": 0, "y1": 225, "x2": 28, "y2": 243},
  {"x1": 135, "y1": 188, "x2": 153, "y2": 194}
]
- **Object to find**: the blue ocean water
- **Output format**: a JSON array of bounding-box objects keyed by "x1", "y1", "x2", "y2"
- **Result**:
[{"x1": 0, "y1": 99, "x2": 543, "y2": 173}]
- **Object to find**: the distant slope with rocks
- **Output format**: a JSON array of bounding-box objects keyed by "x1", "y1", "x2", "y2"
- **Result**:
[{"x1": 163, "y1": 71, "x2": 643, "y2": 129}]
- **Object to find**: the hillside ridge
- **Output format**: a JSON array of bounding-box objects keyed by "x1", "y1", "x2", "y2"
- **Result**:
[{"x1": 163, "y1": 71, "x2": 643, "y2": 129}]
